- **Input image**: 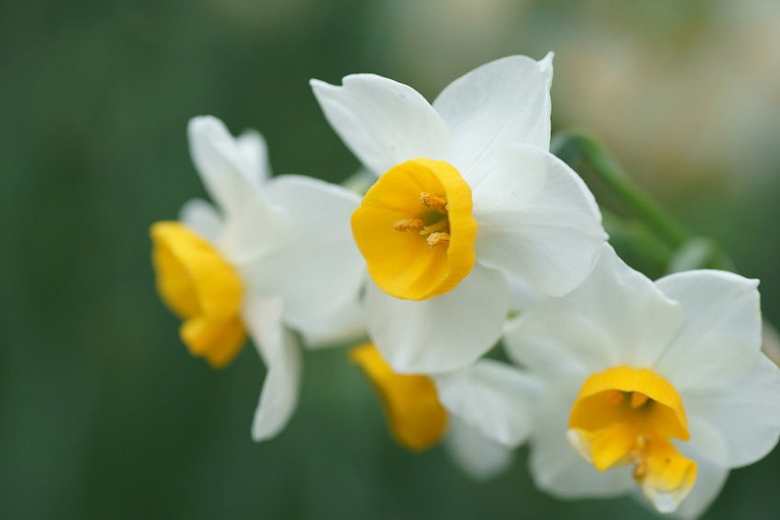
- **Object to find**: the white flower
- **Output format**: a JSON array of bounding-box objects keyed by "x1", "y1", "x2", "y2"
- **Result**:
[
  {"x1": 311, "y1": 54, "x2": 606, "y2": 374},
  {"x1": 349, "y1": 343, "x2": 537, "y2": 479},
  {"x1": 504, "y1": 245, "x2": 780, "y2": 518},
  {"x1": 150, "y1": 116, "x2": 364, "y2": 441}
]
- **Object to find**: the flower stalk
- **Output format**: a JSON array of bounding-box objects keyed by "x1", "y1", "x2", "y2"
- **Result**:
[{"x1": 552, "y1": 132, "x2": 733, "y2": 272}]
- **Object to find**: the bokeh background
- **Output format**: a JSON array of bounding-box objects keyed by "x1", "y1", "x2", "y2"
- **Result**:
[{"x1": 3, "y1": 0, "x2": 780, "y2": 518}]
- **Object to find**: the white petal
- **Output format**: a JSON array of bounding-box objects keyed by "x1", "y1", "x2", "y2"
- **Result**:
[
  {"x1": 656, "y1": 271, "x2": 761, "y2": 390},
  {"x1": 685, "y1": 415, "x2": 729, "y2": 467},
  {"x1": 310, "y1": 75, "x2": 450, "y2": 175},
  {"x1": 188, "y1": 116, "x2": 262, "y2": 204},
  {"x1": 258, "y1": 175, "x2": 365, "y2": 332},
  {"x1": 297, "y1": 291, "x2": 367, "y2": 349},
  {"x1": 179, "y1": 198, "x2": 223, "y2": 243},
  {"x1": 504, "y1": 313, "x2": 607, "y2": 382},
  {"x1": 659, "y1": 336, "x2": 762, "y2": 396},
  {"x1": 433, "y1": 360, "x2": 541, "y2": 447},
  {"x1": 187, "y1": 116, "x2": 284, "y2": 262},
  {"x1": 473, "y1": 143, "x2": 606, "y2": 297},
  {"x1": 445, "y1": 415, "x2": 515, "y2": 481},
  {"x1": 504, "y1": 246, "x2": 683, "y2": 373},
  {"x1": 366, "y1": 263, "x2": 509, "y2": 374},
  {"x1": 655, "y1": 269, "x2": 762, "y2": 355},
  {"x1": 236, "y1": 129, "x2": 272, "y2": 184},
  {"x1": 683, "y1": 350, "x2": 780, "y2": 468},
  {"x1": 529, "y1": 384, "x2": 636, "y2": 498},
  {"x1": 434, "y1": 54, "x2": 553, "y2": 185},
  {"x1": 241, "y1": 297, "x2": 302, "y2": 442},
  {"x1": 505, "y1": 270, "x2": 548, "y2": 311}
]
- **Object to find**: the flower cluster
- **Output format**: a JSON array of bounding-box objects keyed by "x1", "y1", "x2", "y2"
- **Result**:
[{"x1": 150, "y1": 54, "x2": 780, "y2": 518}]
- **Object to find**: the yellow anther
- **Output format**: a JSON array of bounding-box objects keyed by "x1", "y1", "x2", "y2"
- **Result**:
[
  {"x1": 427, "y1": 232, "x2": 450, "y2": 247},
  {"x1": 393, "y1": 217, "x2": 425, "y2": 232},
  {"x1": 420, "y1": 191, "x2": 448, "y2": 211},
  {"x1": 631, "y1": 392, "x2": 650, "y2": 409}
]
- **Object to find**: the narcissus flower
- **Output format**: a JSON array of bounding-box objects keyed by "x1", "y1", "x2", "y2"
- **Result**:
[
  {"x1": 349, "y1": 343, "x2": 537, "y2": 479},
  {"x1": 151, "y1": 116, "x2": 364, "y2": 441},
  {"x1": 312, "y1": 54, "x2": 606, "y2": 374},
  {"x1": 504, "y1": 245, "x2": 780, "y2": 518}
]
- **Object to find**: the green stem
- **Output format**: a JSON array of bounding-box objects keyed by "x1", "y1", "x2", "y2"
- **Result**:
[
  {"x1": 551, "y1": 133, "x2": 692, "y2": 249},
  {"x1": 601, "y1": 209, "x2": 673, "y2": 269},
  {"x1": 551, "y1": 132, "x2": 734, "y2": 272}
]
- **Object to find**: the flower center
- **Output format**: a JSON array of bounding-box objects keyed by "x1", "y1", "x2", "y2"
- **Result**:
[
  {"x1": 351, "y1": 158, "x2": 477, "y2": 300},
  {"x1": 567, "y1": 366, "x2": 697, "y2": 513},
  {"x1": 150, "y1": 221, "x2": 246, "y2": 368},
  {"x1": 350, "y1": 343, "x2": 447, "y2": 451}
]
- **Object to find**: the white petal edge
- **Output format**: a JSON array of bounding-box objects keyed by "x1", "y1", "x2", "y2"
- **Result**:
[
  {"x1": 258, "y1": 175, "x2": 365, "y2": 332},
  {"x1": 504, "y1": 311, "x2": 609, "y2": 385},
  {"x1": 683, "y1": 350, "x2": 780, "y2": 468},
  {"x1": 236, "y1": 129, "x2": 272, "y2": 184},
  {"x1": 241, "y1": 297, "x2": 302, "y2": 442},
  {"x1": 445, "y1": 415, "x2": 515, "y2": 481},
  {"x1": 504, "y1": 270, "x2": 548, "y2": 312},
  {"x1": 434, "y1": 359, "x2": 541, "y2": 447},
  {"x1": 310, "y1": 74, "x2": 451, "y2": 175},
  {"x1": 473, "y1": 143, "x2": 606, "y2": 298},
  {"x1": 366, "y1": 263, "x2": 509, "y2": 374},
  {"x1": 434, "y1": 53, "x2": 554, "y2": 185},
  {"x1": 656, "y1": 269, "x2": 761, "y2": 346},
  {"x1": 188, "y1": 116, "x2": 284, "y2": 263},
  {"x1": 654, "y1": 270, "x2": 762, "y2": 377},
  {"x1": 179, "y1": 198, "x2": 223, "y2": 244},
  {"x1": 188, "y1": 116, "x2": 263, "y2": 207}
]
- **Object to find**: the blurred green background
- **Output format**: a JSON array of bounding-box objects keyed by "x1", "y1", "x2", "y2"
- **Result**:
[{"x1": 3, "y1": 0, "x2": 780, "y2": 518}]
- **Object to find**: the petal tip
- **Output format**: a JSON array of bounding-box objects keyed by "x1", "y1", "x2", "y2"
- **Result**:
[
  {"x1": 540, "y1": 51, "x2": 555, "y2": 69},
  {"x1": 187, "y1": 115, "x2": 232, "y2": 148},
  {"x1": 188, "y1": 114, "x2": 222, "y2": 133},
  {"x1": 309, "y1": 77, "x2": 329, "y2": 90}
]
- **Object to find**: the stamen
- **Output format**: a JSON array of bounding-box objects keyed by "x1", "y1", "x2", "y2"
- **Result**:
[
  {"x1": 420, "y1": 192, "x2": 448, "y2": 212},
  {"x1": 426, "y1": 232, "x2": 450, "y2": 247},
  {"x1": 393, "y1": 217, "x2": 425, "y2": 232},
  {"x1": 631, "y1": 392, "x2": 649, "y2": 409},
  {"x1": 419, "y1": 219, "x2": 449, "y2": 236}
]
